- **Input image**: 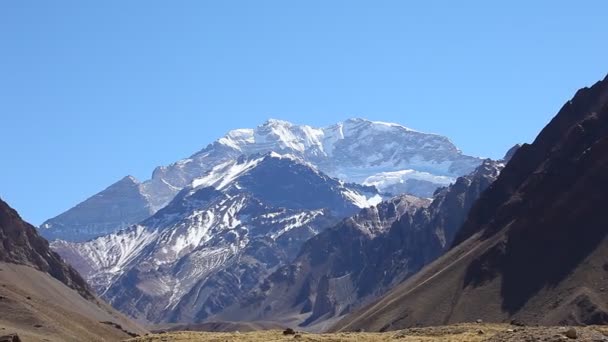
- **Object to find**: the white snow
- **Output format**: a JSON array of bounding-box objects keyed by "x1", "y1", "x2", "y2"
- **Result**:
[
  {"x1": 91, "y1": 225, "x2": 158, "y2": 273},
  {"x1": 299, "y1": 125, "x2": 325, "y2": 152},
  {"x1": 368, "y1": 120, "x2": 418, "y2": 132},
  {"x1": 192, "y1": 157, "x2": 262, "y2": 190},
  {"x1": 254, "y1": 119, "x2": 307, "y2": 152},
  {"x1": 321, "y1": 123, "x2": 344, "y2": 157},
  {"x1": 169, "y1": 210, "x2": 215, "y2": 254},
  {"x1": 49, "y1": 224, "x2": 161, "y2": 293},
  {"x1": 342, "y1": 189, "x2": 384, "y2": 208},
  {"x1": 363, "y1": 169, "x2": 454, "y2": 192},
  {"x1": 218, "y1": 128, "x2": 255, "y2": 150},
  {"x1": 270, "y1": 210, "x2": 325, "y2": 239}
]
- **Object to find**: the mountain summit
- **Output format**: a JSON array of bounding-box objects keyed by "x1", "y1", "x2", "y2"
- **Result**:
[{"x1": 41, "y1": 118, "x2": 481, "y2": 242}]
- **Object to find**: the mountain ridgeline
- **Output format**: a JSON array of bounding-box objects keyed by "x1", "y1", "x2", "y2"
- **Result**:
[{"x1": 40, "y1": 118, "x2": 481, "y2": 242}]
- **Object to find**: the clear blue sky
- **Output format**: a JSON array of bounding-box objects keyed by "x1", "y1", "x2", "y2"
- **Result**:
[{"x1": 1, "y1": 1, "x2": 606, "y2": 225}]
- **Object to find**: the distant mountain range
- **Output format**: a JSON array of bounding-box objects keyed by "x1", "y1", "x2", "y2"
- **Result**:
[{"x1": 40, "y1": 118, "x2": 482, "y2": 242}]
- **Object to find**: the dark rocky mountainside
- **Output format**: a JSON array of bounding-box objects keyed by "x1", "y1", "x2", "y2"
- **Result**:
[
  {"x1": 0, "y1": 197, "x2": 91, "y2": 299},
  {"x1": 216, "y1": 154, "x2": 510, "y2": 331},
  {"x1": 0, "y1": 198, "x2": 146, "y2": 341},
  {"x1": 333, "y1": 74, "x2": 608, "y2": 332}
]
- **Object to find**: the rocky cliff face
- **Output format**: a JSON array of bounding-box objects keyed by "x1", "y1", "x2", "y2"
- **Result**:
[
  {"x1": 216, "y1": 155, "x2": 509, "y2": 331},
  {"x1": 0, "y1": 197, "x2": 92, "y2": 300},
  {"x1": 52, "y1": 154, "x2": 386, "y2": 323},
  {"x1": 333, "y1": 74, "x2": 608, "y2": 332},
  {"x1": 41, "y1": 118, "x2": 481, "y2": 242}
]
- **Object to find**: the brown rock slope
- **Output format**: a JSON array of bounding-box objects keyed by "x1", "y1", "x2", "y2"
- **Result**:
[
  {"x1": 0, "y1": 197, "x2": 146, "y2": 341},
  {"x1": 333, "y1": 74, "x2": 608, "y2": 332}
]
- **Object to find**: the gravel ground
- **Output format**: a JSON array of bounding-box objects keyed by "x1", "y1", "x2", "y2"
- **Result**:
[{"x1": 128, "y1": 323, "x2": 608, "y2": 342}]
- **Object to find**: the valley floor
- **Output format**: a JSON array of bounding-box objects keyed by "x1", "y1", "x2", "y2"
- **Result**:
[{"x1": 126, "y1": 323, "x2": 608, "y2": 342}]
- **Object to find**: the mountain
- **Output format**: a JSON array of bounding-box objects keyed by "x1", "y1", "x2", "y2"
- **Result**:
[
  {"x1": 215, "y1": 154, "x2": 509, "y2": 331},
  {"x1": 39, "y1": 175, "x2": 154, "y2": 241},
  {"x1": 332, "y1": 74, "x2": 608, "y2": 332},
  {"x1": 52, "y1": 153, "x2": 385, "y2": 324},
  {"x1": 40, "y1": 118, "x2": 482, "y2": 242},
  {"x1": 0, "y1": 197, "x2": 146, "y2": 341}
]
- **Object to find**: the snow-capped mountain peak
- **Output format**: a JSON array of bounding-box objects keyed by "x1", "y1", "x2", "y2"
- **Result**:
[
  {"x1": 41, "y1": 118, "x2": 482, "y2": 242},
  {"x1": 216, "y1": 118, "x2": 424, "y2": 159}
]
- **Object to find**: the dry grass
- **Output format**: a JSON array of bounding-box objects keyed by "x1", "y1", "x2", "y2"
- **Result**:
[
  {"x1": 127, "y1": 324, "x2": 608, "y2": 342},
  {"x1": 126, "y1": 323, "x2": 507, "y2": 342}
]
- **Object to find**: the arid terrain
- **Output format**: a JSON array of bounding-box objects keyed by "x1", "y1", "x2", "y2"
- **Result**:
[
  {"x1": 0, "y1": 263, "x2": 145, "y2": 342},
  {"x1": 0, "y1": 198, "x2": 146, "y2": 342},
  {"x1": 128, "y1": 324, "x2": 608, "y2": 342}
]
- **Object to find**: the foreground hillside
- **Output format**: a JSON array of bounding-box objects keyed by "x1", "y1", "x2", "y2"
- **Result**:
[
  {"x1": 128, "y1": 324, "x2": 608, "y2": 342},
  {"x1": 0, "y1": 198, "x2": 146, "y2": 341}
]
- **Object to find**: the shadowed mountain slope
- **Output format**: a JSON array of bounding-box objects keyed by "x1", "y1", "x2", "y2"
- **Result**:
[{"x1": 333, "y1": 74, "x2": 608, "y2": 332}]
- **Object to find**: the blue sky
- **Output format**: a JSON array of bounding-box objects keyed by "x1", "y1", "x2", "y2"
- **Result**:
[{"x1": 1, "y1": 1, "x2": 607, "y2": 225}]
